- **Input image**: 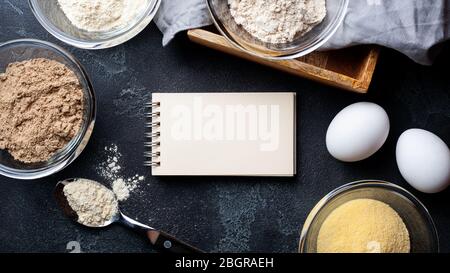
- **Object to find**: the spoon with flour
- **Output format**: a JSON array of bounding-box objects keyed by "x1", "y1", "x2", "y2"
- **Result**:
[{"x1": 54, "y1": 178, "x2": 203, "y2": 253}]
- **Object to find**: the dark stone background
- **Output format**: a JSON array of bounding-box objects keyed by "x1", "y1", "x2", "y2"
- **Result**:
[{"x1": 0, "y1": 1, "x2": 449, "y2": 253}]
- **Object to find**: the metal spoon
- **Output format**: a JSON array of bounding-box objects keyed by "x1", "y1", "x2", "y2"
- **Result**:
[{"x1": 54, "y1": 178, "x2": 204, "y2": 253}]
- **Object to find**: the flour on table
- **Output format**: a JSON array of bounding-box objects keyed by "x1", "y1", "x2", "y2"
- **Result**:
[
  {"x1": 97, "y1": 143, "x2": 122, "y2": 180},
  {"x1": 228, "y1": 0, "x2": 327, "y2": 44},
  {"x1": 112, "y1": 175, "x2": 144, "y2": 201},
  {"x1": 97, "y1": 143, "x2": 145, "y2": 201}
]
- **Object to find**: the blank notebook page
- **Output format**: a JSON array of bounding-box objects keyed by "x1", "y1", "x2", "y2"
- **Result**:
[{"x1": 150, "y1": 92, "x2": 296, "y2": 176}]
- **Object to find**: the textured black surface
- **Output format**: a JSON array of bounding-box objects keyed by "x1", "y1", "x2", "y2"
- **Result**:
[{"x1": 0, "y1": 1, "x2": 449, "y2": 253}]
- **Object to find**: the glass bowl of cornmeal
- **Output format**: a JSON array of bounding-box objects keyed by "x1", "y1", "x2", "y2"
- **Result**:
[{"x1": 299, "y1": 180, "x2": 439, "y2": 253}]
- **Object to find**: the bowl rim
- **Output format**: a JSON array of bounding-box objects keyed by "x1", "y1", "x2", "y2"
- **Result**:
[
  {"x1": 28, "y1": 0, "x2": 161, "y2": 49},
  {"x1": 298, "y1": 180, "x2": 439, "y2": 253},
  {"x1": 206, "y1": 0, "x2": 349, "y2": 60},
  {"x1": 0, "y1": 38, "x2": 96, "y2": 180}
]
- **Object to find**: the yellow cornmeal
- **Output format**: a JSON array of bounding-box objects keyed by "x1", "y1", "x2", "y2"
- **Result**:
[{"x1": 317, "y1": 199, "x2": 410, "y2": 253}]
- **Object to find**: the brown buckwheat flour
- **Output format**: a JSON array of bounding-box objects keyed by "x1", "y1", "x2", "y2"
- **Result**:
[{"x1": 0, "y1": 58, "x2": 84, "y2": 163}]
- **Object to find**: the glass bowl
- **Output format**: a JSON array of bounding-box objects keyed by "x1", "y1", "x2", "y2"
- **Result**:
[
  {"x1": 29, "y1": 0, "x2": 161, "y2": 49},
  {"x1": 299, "y1": 180, "x2": 439, "y2": 253},
  {"x1": 207, "y1": 0, "x2": 348, "y2": 60},
  {"x1": 0, "y1": 39, "x2": 96, "y2": 180}
]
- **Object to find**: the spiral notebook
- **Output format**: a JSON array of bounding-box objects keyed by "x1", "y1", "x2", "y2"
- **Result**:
[{"x1": 146, "y1": 93, "x2": 296, "y2": 176}]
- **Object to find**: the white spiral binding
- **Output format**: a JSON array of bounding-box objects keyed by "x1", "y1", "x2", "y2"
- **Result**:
[{"x1": 144, "y1": 102, "x2": 161, "y2": 167}]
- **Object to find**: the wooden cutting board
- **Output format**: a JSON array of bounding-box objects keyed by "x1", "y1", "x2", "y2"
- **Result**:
[{"x1": 187, "y1": 28, "x2": 380, "y2": 94}]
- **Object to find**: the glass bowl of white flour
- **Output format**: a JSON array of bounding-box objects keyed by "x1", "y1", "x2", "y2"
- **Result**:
[
  {"x1": 207, "y1": 0, "x2": 348, "y2": 60},
  {"x1": 29, "y1": 0, "x2": 161, "y2": 49}
]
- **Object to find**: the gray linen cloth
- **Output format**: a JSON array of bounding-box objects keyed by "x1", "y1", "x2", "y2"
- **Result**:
[{"x1": 154, "y1": 0, "x2": 449, "y2": 65}]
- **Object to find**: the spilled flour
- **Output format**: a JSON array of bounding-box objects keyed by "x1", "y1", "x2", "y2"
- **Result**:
[
  {"x1": 97, "y1": 143, "x2": 145, "y2": 201},
  {"x1": 112, "y1": 176, "x2": 144, "y2": 201}
]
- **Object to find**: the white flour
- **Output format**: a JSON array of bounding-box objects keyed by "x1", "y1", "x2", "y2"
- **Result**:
[
  {"x1": 112, "y1": 178, "x2": 130, "y2": 201},
  {"x1": 112, "y1": 175, "x2": 144, "y2": 201},
  {"x1": 58, "y1": 0, "x2": 148, "y2": 32},
  {"x1": 63, "y1": 179, "x2": 118, "y2": 226},
  {"x1": 97, "y1": 143, "x2": 145, "y2": 201},
  {"x1": 228, "y1": 0, "x2": 327, "y2": 44}
]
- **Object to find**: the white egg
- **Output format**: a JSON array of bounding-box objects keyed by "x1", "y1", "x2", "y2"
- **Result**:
[
  {"x1": 396, "y1": 129, "x2": 450, "y2": 193},
  {"x1": 326, "y1": 102, "x2": 390, "y2": 162}
]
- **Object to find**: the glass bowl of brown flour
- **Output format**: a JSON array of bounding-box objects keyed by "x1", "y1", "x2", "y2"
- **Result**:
[
  {"x1": 207, "y1": 0, "x2": 348, "y2": 60},
  {"x1": 0, "y1": 39, "x2": 96, "y2": 180}
]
